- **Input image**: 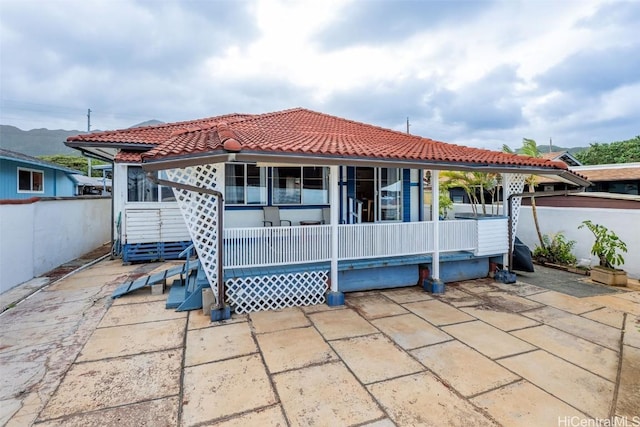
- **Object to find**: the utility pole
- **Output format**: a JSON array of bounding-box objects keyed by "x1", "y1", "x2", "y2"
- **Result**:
[
  {"x1": 549, "y1": 137, "x2": 552, "y2": 153},
  {"x1": 87, "y1": 109, "x2": 92, "y2": 177},
  {"x1": 406, "y1": 117, "x2": 410, "y2": 134}
]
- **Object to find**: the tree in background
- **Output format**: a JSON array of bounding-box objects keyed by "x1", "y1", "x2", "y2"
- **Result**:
[
  {"x1": 440, "y1": 171, "x2": 500, "y2": 216},
  {"x1": 38, "y1": 155, "x2": 106, "y2": 177},
  {"x1": 574, "y1": 136, "x2": 640, "y2": 165},
  {"x1": 503, "y1": 138, "x2": 545, "y2": 250}
]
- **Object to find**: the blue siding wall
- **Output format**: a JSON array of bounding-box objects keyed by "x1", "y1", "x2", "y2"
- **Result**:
[
  {"x1": 56, "y1": 170, "x2": 77, "y2": 196},
  {"x1": 0, "y1": 159, "x2": 77, "y2": 199},
  {"x1": 0, "y1": 161, "x2": 16, "y2": 199}
]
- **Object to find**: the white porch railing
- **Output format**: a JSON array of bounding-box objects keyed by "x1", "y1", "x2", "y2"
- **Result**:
[
  {"x1": 440, "y1": 220, "x2": 477, "y2": 252},
  {"x1": 338, "y1": 221, "x2": 434, "y2": 260},
  {"x1": 223, "y1": 220, "x2": 478, "y2": 268},
  {"x1": 224, "y1": 225, "x2": 332, "y2": 268}
]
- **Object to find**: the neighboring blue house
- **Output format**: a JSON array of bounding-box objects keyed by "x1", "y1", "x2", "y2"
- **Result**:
[{"x1": 0, "y1": 149, "x2": 82, "y2": 200}]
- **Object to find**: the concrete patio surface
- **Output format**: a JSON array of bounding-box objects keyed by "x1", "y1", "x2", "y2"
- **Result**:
[{"x1": 1, "y1": 259, "x2": 639, "y2": 427}]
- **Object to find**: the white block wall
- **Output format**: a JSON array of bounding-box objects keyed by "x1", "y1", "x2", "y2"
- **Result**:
[{"x1": 0, "y1": 198, "x2": 111, "y2": 293}]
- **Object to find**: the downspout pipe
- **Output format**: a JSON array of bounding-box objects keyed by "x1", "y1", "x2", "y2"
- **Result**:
[{"x1": 151, "y1": 175, "x2": 226, "y2": 311}]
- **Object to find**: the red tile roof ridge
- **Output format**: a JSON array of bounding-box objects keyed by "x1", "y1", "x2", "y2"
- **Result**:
[
  {"x1": 266, "y1": 107, "x2": 430, "y2": 141},
  {"x1": 169, "y1": 122, "x2": 220, "y2": 138}
]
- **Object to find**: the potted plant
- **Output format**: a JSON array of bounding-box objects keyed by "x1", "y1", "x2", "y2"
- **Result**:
[{"x1": 578, "y1": 220, "x2": 628, "y2": 286}]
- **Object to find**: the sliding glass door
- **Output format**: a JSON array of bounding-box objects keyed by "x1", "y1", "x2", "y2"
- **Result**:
[{"x1": 355, "y1": 167, "x2": 402, "y2": 222}]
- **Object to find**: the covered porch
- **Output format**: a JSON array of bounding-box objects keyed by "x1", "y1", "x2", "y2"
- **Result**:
[{"x1": 157, "y1": 160, "x2": 525, "y2": 315}]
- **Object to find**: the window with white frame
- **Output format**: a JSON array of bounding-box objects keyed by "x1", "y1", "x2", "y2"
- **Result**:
[
  {"x1": 18, "y1": 167, "x2": 44, "y2": 193},
  {"x1": 126, "y1": 166, "x2": 175, "y2": 202},
  {"x1": 225, "y1": 163, "x2": 267, "y2": 205},
  {"x1": 273, "y1": 166, "x2": 328, "y2": 205}
]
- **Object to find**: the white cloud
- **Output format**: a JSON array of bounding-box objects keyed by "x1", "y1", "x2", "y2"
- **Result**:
[{"x1": 1, "y1": 0, "x2": 638, "y2": 149}]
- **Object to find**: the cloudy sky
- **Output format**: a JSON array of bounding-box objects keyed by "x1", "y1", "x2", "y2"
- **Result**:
[{"x1": 1, "y1": 0, "x2": 639, "y2": 150}]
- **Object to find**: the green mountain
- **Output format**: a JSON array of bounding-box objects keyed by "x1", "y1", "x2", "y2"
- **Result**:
[
  {"x1": 0, "y1": 125, "x2": 85, "y2": 157},
  {"x1": 0, "y1": 120, "x2": 164, "y2": 157},
  {"x1": 534, "y1": 144, "x2": 587, "y2": 155}
]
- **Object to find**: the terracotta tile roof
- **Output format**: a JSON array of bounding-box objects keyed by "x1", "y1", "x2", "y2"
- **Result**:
[
  {"x1": 575, "y1": 165, "x2": 640, "y2": 181},
  {"x1": 537, "y1": 163, "x2": 639, "y2": 183},
  {"x1": 66, "y1": 113, "x2": 251, "y2": 145},
  {"x1": 66, "y1": 108, "x2": 584, "y2": 178},
  {"x1": 137, "y1": 108, "x2": 568, "y2": 171},
  {"x1": 115, "y1": 151, "x2": 143, "y2": 163},
  {"x1": 539, "y1": 150, "x2": 582, "y2": 167},
  {"x1": 540, "y1": 151, "x2": 566, "y2": 160}
]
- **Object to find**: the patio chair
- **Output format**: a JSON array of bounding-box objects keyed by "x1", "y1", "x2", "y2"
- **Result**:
[{"x1": 262, "y1": 206, "x2": 292, "y2": 227}]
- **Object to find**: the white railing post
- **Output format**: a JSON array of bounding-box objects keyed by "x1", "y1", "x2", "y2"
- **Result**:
[
  {"x1": 432, "y1": 170, "x2": 440, "y2": 280},
  {"x1": 330, "y1": 165, "x2": 339, "y2": 293}
]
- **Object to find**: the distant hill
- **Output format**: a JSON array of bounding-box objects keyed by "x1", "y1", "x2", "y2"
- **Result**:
[
  {"x1": 534, "y1": 144, "x2": 587, "y2": 155},
  {"x1": 512, "y1": 144, "x2": 588, "y2": 155},
  {"x1": 0, "y1": 125, "x2": 85, "y2": 157},
  {"x1": 130, "y1": 119, "x2": 164, "y2": 128},
  {"x1": 0, "y1": 120, "x2": 165, "y2": 157}
]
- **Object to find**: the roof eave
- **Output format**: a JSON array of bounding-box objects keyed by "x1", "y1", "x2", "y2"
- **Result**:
[
  {"x1": 141, "y1": 151, "x2": 233, "y2": 171},
  {"x1": 139, "y1": 150, "x2": 591, "y2": 187},
  {"x1": 65, "y1": 140, "x2": 156, "y2": 157},
  {"x1": 537, "y1": 170, "x2": 591, "y2": 187},
  {"x1": 67, "y1": 146, "x2": 118, "y2": 163}
]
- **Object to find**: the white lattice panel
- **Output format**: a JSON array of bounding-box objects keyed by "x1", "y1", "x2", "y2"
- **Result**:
[
  {"x1": 226, "y1": 270, "x2": 328, "y2": 313},
  {"x1": 167, "y1": 165, "x2": 224, "y2": 304},
  {"x1": 503, "y1": 173, "x2": 526, "y2": 246}
]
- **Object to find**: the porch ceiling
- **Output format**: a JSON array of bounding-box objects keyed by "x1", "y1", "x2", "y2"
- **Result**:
[{"x1": 140, "y1": 150, "x2": 591, "y2": 188}]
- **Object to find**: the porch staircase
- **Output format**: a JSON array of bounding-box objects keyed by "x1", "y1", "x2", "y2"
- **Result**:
[
  {"x1": 111, "y1": 245, "x2": 203, "y2": 311},
  {"x1": 110, "y1": 259, "x2": 200, "y2": 299},
  {"x1": 165, "y1": 263, "x2": 210, "y2": 311}
]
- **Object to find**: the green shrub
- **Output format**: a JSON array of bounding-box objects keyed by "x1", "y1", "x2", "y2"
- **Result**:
[
  {"x1": 578, "y1": 220, "x2": 627, "y2": 269},
  {"x1": 533, "y1": 232, "x2": 577, "y2": 265}
]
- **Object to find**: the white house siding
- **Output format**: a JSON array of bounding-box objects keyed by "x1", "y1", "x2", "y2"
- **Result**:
[
  {"x1": 113, "y1": 163, "x2": 190, "y2": 245},
  {"x1": 123, "y1": 205, "x2": 189, "y2": 244},
  {"x1": 474, "y1": 218, "x2": 509, "y2": 256},
  {"x1": 0, "y1": 197, "x2": 111, "y2": 293}
]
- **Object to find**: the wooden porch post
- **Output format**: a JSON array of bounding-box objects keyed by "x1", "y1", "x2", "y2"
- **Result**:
[
  {"x1": 330, "y1": 165, "x2": 339, "y2": 293},
  {"x1": 432, "y1": 170, "x2": 440, "y2": 280}
]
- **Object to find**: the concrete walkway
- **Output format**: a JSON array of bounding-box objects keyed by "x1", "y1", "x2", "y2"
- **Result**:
[{"x1": 1, "y1": 261, "x2": 639, "y2": 426}]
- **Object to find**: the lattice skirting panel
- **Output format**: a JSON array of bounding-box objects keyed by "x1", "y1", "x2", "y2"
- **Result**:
[{"x1": 226, "y1": 270, "x2": 329, "y2": 314}]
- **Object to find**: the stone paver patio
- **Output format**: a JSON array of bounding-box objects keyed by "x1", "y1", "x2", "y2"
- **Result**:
[{"x1": 1, "y1": 260, "x2": 639, "y2": 426}]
